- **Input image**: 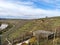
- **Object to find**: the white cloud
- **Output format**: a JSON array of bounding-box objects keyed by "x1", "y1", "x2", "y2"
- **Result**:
[{"x1": 0, "y1": 0, "x2": 60, "y2": 19}]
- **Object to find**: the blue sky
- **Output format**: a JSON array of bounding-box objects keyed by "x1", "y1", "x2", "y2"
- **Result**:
[{"x1": 0, "y1": 0, "x2": 60, "y2": 19}]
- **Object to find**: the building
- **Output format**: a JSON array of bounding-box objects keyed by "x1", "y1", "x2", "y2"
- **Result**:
[{"x1": 33, "y1": 30, "x2": 54, "y2": 40}]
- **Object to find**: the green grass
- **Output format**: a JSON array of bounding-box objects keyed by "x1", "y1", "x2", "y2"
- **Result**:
[
  {"x1": 1, "y1": 17, "x2": 60, "y2": 45},
  {"x1": 3, "y1": 18, "x2": 60, "y2": 38},
  {"x1": 8, "y1": 17, "x2": 60, "y2": 40}
]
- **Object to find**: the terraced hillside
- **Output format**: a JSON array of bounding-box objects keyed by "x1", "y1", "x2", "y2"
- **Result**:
[{"x1": 0, "y1": 17, "x2": 60, "y2": 45}]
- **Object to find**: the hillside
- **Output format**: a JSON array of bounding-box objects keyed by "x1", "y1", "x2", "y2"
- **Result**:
[{"x1": 0, "y1": 17, "x2": 60, "y2": 45}]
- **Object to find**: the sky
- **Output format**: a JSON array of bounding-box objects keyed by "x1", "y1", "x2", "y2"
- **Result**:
[{"x1": 0, "y1": 0, "x2": 60, "y2": 19}]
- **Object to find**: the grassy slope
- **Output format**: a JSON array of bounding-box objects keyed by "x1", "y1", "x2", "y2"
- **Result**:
[
  {"x1": 1, "y1": 17, "x2": 60, "y2": 44},
  {"x1": 8, "y1": 17, "x2": 60, "y2": 39}
]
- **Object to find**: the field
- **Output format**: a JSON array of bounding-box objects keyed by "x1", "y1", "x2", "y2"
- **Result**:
[{"x1": 0, "y1": 17, "x2": 60, "y2": 45}]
